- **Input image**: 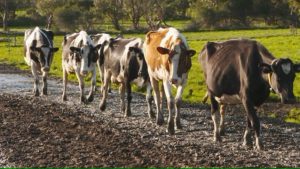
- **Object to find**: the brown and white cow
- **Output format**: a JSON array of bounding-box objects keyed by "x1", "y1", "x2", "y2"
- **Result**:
[
  {"x1": 62, "y1": 31, "x2": 101, "y2": 103},
  {"x1": 99, "y1": 37, "x2": 150, "y2": 117},
  {"x1": 199, "y1": 39, "x2": 300, "y2": 150},
  {"x1": 24, "y1": 27, "x2": 59, "y2": 96},
  {"x1": 143, "y1": 27, "x2": 196, "y2": 134}
]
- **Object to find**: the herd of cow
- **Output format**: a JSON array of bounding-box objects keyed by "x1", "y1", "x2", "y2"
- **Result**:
[{"x1": 23, "y1": 27, "x2": 300, "y2": 150}]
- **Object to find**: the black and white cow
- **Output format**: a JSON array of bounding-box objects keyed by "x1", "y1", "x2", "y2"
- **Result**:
[
  {"x1": 24, "y1": 27, "x2": 59, "y2": 96},
  {"x1": 99, "y1": 38, "x2": 150, "y2": 117},
  {"x1": 199, "y1": 39, "x2": 300, "y2": 150},
  {"x1": 91, "y1": 33, "x2": 112, "y2": 85},
  {"x1": 62, "y1": 31, "x2": 101, "y2": 103}
]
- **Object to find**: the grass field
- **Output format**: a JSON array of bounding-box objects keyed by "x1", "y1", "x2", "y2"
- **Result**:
[{"x1": 1, "y1": 28, "x2": 300, "y2": 103}]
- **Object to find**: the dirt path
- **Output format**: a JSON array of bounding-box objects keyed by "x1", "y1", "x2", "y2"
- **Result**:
[{"x1": 0, "y1": 64, "x2": 299, "y2": 167}]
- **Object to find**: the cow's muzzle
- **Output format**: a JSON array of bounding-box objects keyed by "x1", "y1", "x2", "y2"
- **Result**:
[
  {"x1": 80, "y1": 70, "x2": 88, "y2": 76},
  {"x1": 170, "y1": 78, "x2": 178, "y2": 85},
  {"x1": 42, "y1": 67, "x2": 50, "y2": 72}
]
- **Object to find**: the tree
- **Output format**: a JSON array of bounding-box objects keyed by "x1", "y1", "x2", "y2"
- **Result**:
[
  {"x1": 53, "y1": 6, "x2": 80, "y2": 32},
  {"x1": 0, "y1": 0, "x2": 17, "y2": 31},
  {"x1": 36, "y1": 0, "x2": 64, "y2": 29},
  {"x1": 124, "y1": 0, "x2": 145, "y2": 29},
  {"x1": 94, "y1": 0, "x2": 124, "y2": 31}
]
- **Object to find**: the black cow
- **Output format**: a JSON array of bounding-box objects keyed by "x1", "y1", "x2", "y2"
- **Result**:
[
  {"x1": 99, "y1": 37, "x2": 151, "y2": 117},
  {"x1": 24, "y1": 27, "x2": 59, "y2": 96},
  {"x1": 199, "y1": 39, "x2": 300, "y2": 150}
]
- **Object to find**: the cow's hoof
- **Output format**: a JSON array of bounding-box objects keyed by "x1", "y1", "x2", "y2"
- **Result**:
[
  {"x1": 108, "y1": 88, "x2": 112, "y2": 93},
  {"x1": 167, "y1": 122, "x2": 175, "y2": 135},
  {"x1": 255, "y1": 138, "x2": 263, "y2": 151},
  {"x1": 219, "y1": 129, "x2": 225, "y2": 136},
  {"x1": 62, "y1": 95, "x2": 67, "y2": 101},
  {"x1": 124, "y1": 109, "x2": 131, "y2": 117},
  {"x1": 213, "y1": 134, "x2": 222, "y2": 142},
  {"x1": 87, "y1": 95, "x2": 94, "y2": 102},
  {"x1": 147, "y1": 110, "x2": 155, "y2": 119},
  {"x1": 156, "y1": 118, "x2": 164, "y2": 126},
  {"x1": 175, "y1": 119, "x2": 182, "y2": 130},
  {"x1": 42, "y1": 89, "x2": 47, "y2": 96},
  {"x1": 34, "y1": 91, "x2": 40, "y2": 97},
  {"x1": 100, "y1": 103, "x2": 106, "y2": 111}
]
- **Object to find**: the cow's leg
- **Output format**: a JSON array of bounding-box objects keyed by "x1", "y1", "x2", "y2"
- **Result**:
[
  {"x1": 124, "y1": 79, "x2": 132, "y2": 117},
  {"x1": 75, "y1": 72, "x2": 86, "y2": 103},
  {"x1": 99, "y1": 70, "x2": 111, "y2": 111},
  {"x1": 174, "y1": 85, "x2": 184, "y2": 130},
  {"x1": 146, "y1": 82, "x2": 155, "y2": 119},
  {"x1": 119, "y1": 82, "x2": 126, "y2": 116},
  {"x1": 31, "y1": 65, "x2": 39, "y2": 96},
  {"x1": 160, "y1": 83, "x2": 165, "y2": 111},
  {"x1": 243, "y1": 117, "x2": 253, "y2": 147},
  {"x1": 150, "y1": 77, "x2": 164, "y2": 125},
  {"x1": 210, "y1": 95, "x2": 221, "y2": 142},
  {"x1": 87, "y1": 69, "x2": 96, "y2": 102},
  {"x1": 41, "y1": 71, "x2": 48, "y2": 95},
  {"x1": 241, "y1": 98, "x2": 262, "y2": 150},
  {"x1": 163, "y1": 80, "x2": 175, "y2": 135},
  {"x1": 97, "y1": 61, "x2": 104, "y2": 93},
  {"x1": 62, "y1": 68, "x2": 68, "y2": 101},
  {"x1": 219, "y1": 104, "x2": 226, "y2": 136}
]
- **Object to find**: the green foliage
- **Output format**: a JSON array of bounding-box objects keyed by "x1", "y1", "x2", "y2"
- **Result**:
[{"x1": 53, "y1": 7, "x2": 81, "y2": 32}]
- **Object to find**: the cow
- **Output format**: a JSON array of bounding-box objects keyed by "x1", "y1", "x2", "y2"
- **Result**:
[
  {"x1": 62, "y1": 31, "x2": 101, "y2": 103},
  {"x1": 91, "y1": 33, "x2": 112, "y2": 85},
  {"x1": 91, "y1": 33, "x2": 122, "y2": 92},
  {"x1": 143, "y1": 27, "x2": 196, "y2": 134},
  {"x1": 24, "y1": 27, "x2": 59, "y2": 96},
  {"x1": 98, "y1": 37, "x2": 150, "y2": 117},
  {"x1": 198, "y1": 39, "x2": 300, "y2": 150}
]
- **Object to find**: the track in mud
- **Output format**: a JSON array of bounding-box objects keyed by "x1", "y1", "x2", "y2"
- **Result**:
[{"x1": 0, "y1": 64, "x2": 299, "y2": 167}]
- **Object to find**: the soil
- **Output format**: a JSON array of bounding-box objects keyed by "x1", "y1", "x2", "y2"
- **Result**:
[{"x1": 0, "y1": 63, "x2": 299, "y2": 167}]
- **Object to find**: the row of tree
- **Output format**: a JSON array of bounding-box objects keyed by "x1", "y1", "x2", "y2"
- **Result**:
[{"x1": 1, "y1": 0, "x2": 300, "y2": 32}]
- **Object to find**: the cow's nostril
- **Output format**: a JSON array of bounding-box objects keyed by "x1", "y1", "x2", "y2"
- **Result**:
[
  {"x1": 170, "y1": 79, "x2": 178, "y2": 84},
  {"x1": 42, "y1": 67, "x2": 49, "y2": 72},
  {"x1": 81, "y1": 71, "x2": 88, "y2": 76}
]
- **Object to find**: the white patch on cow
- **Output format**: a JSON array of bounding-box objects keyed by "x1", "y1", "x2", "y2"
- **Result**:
[
  {"x1": 281, "y1": 63, "x2": 291, "y2": 75},
  {"x1": 159, "y1": 27, "x2": 189, "y2": 49},
  {"x1": 215, "y1": 94, "x2": 241, "y2": 104}
]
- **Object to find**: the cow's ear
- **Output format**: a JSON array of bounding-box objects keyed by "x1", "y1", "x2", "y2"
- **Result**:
[
  {"x1": 206, "y1": 42, "x2": 217, "y2": 57},
  {"x1": 294, "y1": 64, "x2": 300, "y2": 72},
  {"x1": 70, "y1": 47, "x2": 81, "y2": 53},
  {"x1": 51, "y1": 47, "x2": 59, "y2": 52},
  {"x1": 260, "y1": 63, "x2": 273, "y2": 73},
  {"x1": 157, "y1": 47, "x2": 170, "y2": 55},
  {"x1": 94, "y1": 44, "x2": 102, "y2": 50},
  {"x1": 187, "y1": 49, "x2": 196, "y2": 57}
]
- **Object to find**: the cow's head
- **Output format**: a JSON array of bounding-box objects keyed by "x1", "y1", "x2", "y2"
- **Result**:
[
  {"x1": 126, "y1": 46, "x2": 148, "y2": 83},
  {"x1": 261, "y1": 58, "x2": 300, "y2": 103},
  {"x1": 157, "y1": 43, "x2": 195, "y2": 85},
  {"x1": 30, "y1": 42, "x2": 59, "y2": 72},
  {"x1": 70, "y1": 43, "x2": 101, "y2": 76}
]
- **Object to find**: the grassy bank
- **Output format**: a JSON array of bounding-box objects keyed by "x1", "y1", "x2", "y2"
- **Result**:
[{"x1": 1, "y1": 28, "x2": 300, "y2": 103}]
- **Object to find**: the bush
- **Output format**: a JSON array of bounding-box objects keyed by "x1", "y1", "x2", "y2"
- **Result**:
[{"x1": 53, "y1": 7, "x2": 81, "y2": 32}]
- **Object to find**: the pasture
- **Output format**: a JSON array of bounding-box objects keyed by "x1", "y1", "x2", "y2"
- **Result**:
[{"x1": 1, "y1": 28, "x2": 300, "y2": 102}]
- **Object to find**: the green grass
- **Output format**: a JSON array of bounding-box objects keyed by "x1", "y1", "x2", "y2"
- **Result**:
[{"x1": 1, "y1": 28, "x2": 300, "y2": 103}]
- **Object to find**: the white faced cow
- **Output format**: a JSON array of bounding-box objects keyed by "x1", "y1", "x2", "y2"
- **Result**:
[
  {"x1": 99, "y1": 37, "x2": 150, "y2": 117},
  {"x1": 143, "y1": 27, "x2": 196, "y2": 134},
  {"x1": 199, "y1": 39, "x2": 300, "y2": 150},
  {"x1": 24, "y1": 27, "x2": 59, "y2": 96},
  {"x1": 62, "y1": 31, "x2": 101, "y2": 103}
]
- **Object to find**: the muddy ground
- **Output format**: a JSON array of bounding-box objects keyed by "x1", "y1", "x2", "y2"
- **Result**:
[{"x1": 0, "y1": 64, "x2": 299, "y2": 167}]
